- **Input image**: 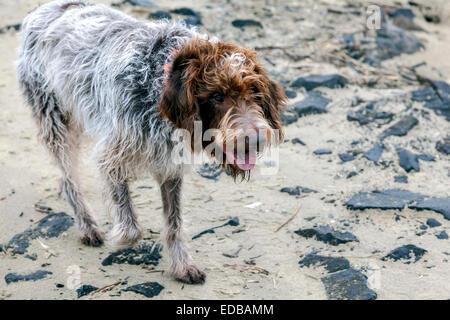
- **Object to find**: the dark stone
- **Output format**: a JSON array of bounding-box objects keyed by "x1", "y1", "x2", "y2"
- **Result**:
[
  {"x1": 426, "y1": 218, "x2": 441, "y2": 228},
  {"x1": 314, "y1": 149, "x2": 332, "y2": 155},
  {"x1": 4, "y1": 212, "x2": 74, "y2": 255},
  {"x1": 411, "y1": 81, "x2": 450, "y2": 121},
  {"x1": 364, "y1": 144, "x2": 383, "y2": 164},
  {"x1": 290, "y1": 74, "x2": 348, "y2": 91},
  {"x1": 299, "y1": 253, "x2": 350, "y2": 273},
  {"x1": 5, "y1": 270, "x2": 52, "y2": 284},
  {"x1": 0, "y1": 23, "x2": 21, "y2": 34},
  {"x1": 123, "y1": 282, "x2": 164, "y2": 298},
  {"x1": 397, "y1": 149, "x2": 420, "y2": 172},
  {"x1": 388, "y1": 8, "x2": 415, "y2": 20},
  {"x1": 192, "y1": 217, "x2": 239, "y2": 240},
  {"x1": 347, "y1": 103, "x2": 394, "y2": 125},
  {"x1": 339, "y1": 153, "x2": 355, "y2": 162},
  {"x1": 417, "y1": 154, "x2": 435, "y2": 162},
  {"x1": 346, "y1": 171, "x2": 358, "y2": 179},
  {"x1": 171, "y1": 7, "x2": 200, "y2": 17},
  {"x1": 321, "y1": 269, "x2": 377, "y2": 300},
  {"x1": 346, "y1": 189, "x2": 425, "y2": 210},
  {"x1": 25, "y1": 254, "x2": 37, "y2": 261},
  {"x1": 56, "y1": 283, "x2": 64, "y2": 288},
  {"x1": 183, "y1": 16, "x2": 202, "y2": 26},
  {"x1": 285, "y1": 90, "x2": 297, "y2": 99},
  {"x1": 379, "y1": 115, "x2": 418, "y2": 140},
  {"x1": 382, "y1": 244, "x2": 427, "y2": 262},
  {"x1": 123, "y1": 0, "x2": 154, "y2": 8},
  {"x1": 394, "y1": 175, "x2": 408, "y2": 183},
  {"x1": 291, "y1": 138, "x2": 306, "y2": 145},
  {"x1": 369, "y1": 23, "x2": 424, "y2": 63},
  {"x1": 436, "y1": 138, "x2": 450, "y2": 155},
  {"x1": 231, "y1": 19, "x2": 263, "y2": 28},
  {"x1": 149, "y1": 10, "x2": 172, "y2": 20},
  {"x1": 294, "y1": 226, "x2": 359, "y2": 246},
  {"x1": 419, "y1": 224, "x2": 427, "y2": 230},
  {"x1": 280, "y1": 186, "x2": 317, "y2": 196},
  {"x1": 291, "y1": 92, "x2": 331, "y2": 117},
  {"x1": 196, "y1": 163, "x2": 222, "y2": 181},
  {"x1": 102, "y1": 241, "x2": 162, "y2": 266},
  {"x1": 281, "y1": 110, "x2": 298, "y2": 126},
  {"x1": 409, "y1": 198, "x2": 450, "y2": 220},
  {"x1": 77, "y1": 285, "x2": 98, "y2": 298},
  {"x1": 436, "y1": 231, "x2": 448, "y2": 240}
]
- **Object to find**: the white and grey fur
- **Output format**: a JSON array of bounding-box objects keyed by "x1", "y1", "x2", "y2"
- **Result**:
[{"x1": 17, "y1": 0, "x2": 206, "y2": 283}]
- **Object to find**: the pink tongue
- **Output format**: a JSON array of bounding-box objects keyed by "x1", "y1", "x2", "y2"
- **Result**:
[{"x1": 226, "y1": 151, "x2": 257, "y2": 171}]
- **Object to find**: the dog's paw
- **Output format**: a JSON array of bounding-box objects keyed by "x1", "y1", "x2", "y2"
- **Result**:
[
  {"x1": 174, "y1": 264, "x2": 206, "y2": 284},
  {"x1": 106, "y1": 223, "x2": 142, "y2": 250},
  {"x1": 80, "y1": 228, "x2": 104, "y2": 247}
]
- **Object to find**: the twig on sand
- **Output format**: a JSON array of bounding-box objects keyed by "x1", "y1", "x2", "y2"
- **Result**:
[
  {"x1": 274, "y1": 203, "x2": 302, "y2": 232},
  {"x1": 34, "y1": 203, "x2": 53, "y2": 213},
  {"x1": 93, "y1": 281, "x2": 122, "y2": 294},
  {"x1": 223, "y1": 264, "x2": 269, "y2": 276}
]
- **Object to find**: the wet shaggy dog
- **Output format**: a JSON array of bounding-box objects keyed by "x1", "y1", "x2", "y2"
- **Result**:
[{"x1": 17, "y1": 0, "x2": 286, "y2": 284}]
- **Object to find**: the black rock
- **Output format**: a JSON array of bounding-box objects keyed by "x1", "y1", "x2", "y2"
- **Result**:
[
  {"x1": 196, "y1": 163, "x2": 222, "y2": 181},
  {"x1": 321, "y1": 268, "x2": 377, "y2": 300},
  {"x1": 346, "y1": 189, "x2": 425, "y2": 210},
  {"x1": 77, "y1": 285, "x2": 98, "y2": 298},
  {"x1": 339, "y1": 153, "x2": 355, "y2": 162},
  {"x1": 291, "y1": 92, "x2": 331, "y2": 117},
  {"x1": 394, "y1": 175, "x2": 408, "y2": 183},
  {"x1": 149, "y1": 10, "x2": 172, "y2": 20},
  {"x1": 192, "y1": 217, "x2": 239, "y2": 240},
  {"x1": 436, "y1": 138, "x2": 450, "y2": 155},
  {"x1": 388, "y1": 8, "x2": 415, "y2": 20},
  {"x1": 231, "y1": 19, "x2": 263, "y2": 28},
  {"x1": 183, "y1": 16, "x2": 202, "y2": 26},
  {"x1": 409, "y1": 197, "x2": 450, "y2": 220},
  {"x1": 364, "y1": 144, "x2": 383, "y2": 164},
  {"x1": 290, "y1": 74, "x2": 348, "y2": 91},
  {"x1": 379, "y1": 115, "x2": 418, "y2": 140},
  {"x1": 0, "y1": 23, "x2": 21, "y2": 34},
  {"x1": 294, "y1": 226, "x2": 359, "y2": 246},
  {"x1": 397, "y1": 149, "x2": 420, "y2": 172},
  {"x1": 347, "y1": 103, "x2": 394, "y2": 125},
  {"x1": 314, "y1": 149, "x2": 332, "y2": 155},
  {"x1": 102, "y1": 241, "x2": 162, "y2": 266},
  {"x1": 123, "y1": 0, "x2": 154, "y2": 8},
  {"x1": 171, "y1": 7, "x2": 200, "y2": 17},
  {"x1": 426, "y1": 218, "x2": 441, "y2": 228},
  {"x1": 291, "y1": 138, "x2": 306, "y2": 145},
  {"x1": 411, "y1": 81, "x2": 450, "y2": 121},
  {"x1": 4, "y1": 212, "x2": 74, "y2": 255},
  {"x1": 5, "y1": 270, "x2": 52, "y2": 284},
  {"x1": 346, "y1": 171, "x2": 358, "y2": 179},
  {"x1": 56, "y1": 283, "x2": 65, "y2": 288},
  {"x1": 369, "y1": 23, "x2": 424, "y2": 63},
  {"x1": 285, "y1": 90, "x2": 297, "y2": 99},
  {"x1": 382, "y1": 244, "x2": 427, "y2": 262},
  {"x1": 123, "y1": 282, "x2": 164, "y2": 298},
  {"x1": 417, "y1": 154, "x2": 435, "y2": 162},
  {"x1": 436, "y1": 231, "x2": 448, "y2": 240},
  {"x1": 281, "y1": 110, "x2": 299, "y2": 126},
  {"x1": 280, "y1": 186, "x2": 317, "y2": 196},
  {"x1": 299, "y1": 253, "x2": 350, "y2": 273}
]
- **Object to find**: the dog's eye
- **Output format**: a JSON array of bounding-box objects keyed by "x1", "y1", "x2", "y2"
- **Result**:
[{"x1": 212, "y1": 93, "x2": 224, "y2": 103}]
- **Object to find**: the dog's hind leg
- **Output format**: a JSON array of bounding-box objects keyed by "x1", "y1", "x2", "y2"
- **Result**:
[
  {"x1": 30, "y1": 92, "x2": 104, "y2": 246},
  {"x1": 159, "y1": 176, "x2": 206, "y2": 284}
]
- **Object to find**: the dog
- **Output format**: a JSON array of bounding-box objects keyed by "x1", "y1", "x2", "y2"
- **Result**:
[{"x1": 16, "y1": 0, "x2": 286, "y2": 284}]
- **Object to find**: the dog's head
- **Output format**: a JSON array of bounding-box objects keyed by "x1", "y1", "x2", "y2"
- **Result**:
[{"x1": 159, "y1": 38, "x2": 286, "y2": 179}]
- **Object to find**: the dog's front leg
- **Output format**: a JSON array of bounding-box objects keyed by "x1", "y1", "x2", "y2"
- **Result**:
[{"x1": 159, "y1": 176, "x2": 206, "y2": 284}]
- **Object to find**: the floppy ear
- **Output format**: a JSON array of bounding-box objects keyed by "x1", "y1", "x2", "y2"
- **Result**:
[
  {"x1": 262, "y1": 79, "x2": 287, "y2": 140},
  {"x1": 159, "y1": 53, "x2": 199, "y2": 134}
]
